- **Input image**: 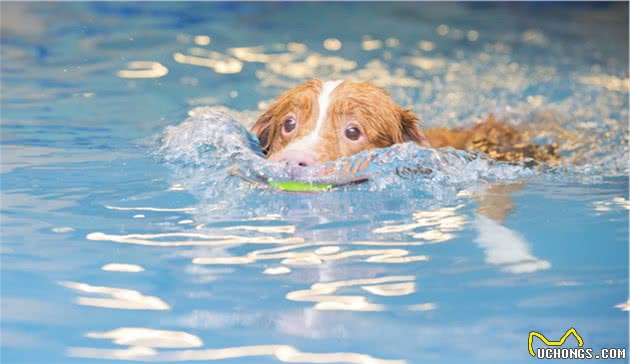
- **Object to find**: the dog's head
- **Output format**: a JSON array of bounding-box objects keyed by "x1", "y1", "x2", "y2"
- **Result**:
[{"x1": 252, "y1": 79, "x2": 430, "y2": 166}]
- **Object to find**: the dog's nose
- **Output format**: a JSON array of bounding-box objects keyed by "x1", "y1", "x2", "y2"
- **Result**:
[{"x1": 279, "y1": 151, "x2": 317, "y2": 167}]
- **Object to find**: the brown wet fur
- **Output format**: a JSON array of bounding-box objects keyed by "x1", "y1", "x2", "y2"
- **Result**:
[{"x1": 324, "y1": 81, "x2": 430, "y2": 161}]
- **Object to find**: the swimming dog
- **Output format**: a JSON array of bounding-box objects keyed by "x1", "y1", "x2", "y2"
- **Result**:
[{"x1": 252, "y1": 79, "x2": 558, "y2": 167}]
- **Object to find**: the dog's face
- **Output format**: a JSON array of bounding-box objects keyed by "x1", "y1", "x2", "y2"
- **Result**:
[{"x1": 252, "y1": 79, "x2": 429, "y2": 166}]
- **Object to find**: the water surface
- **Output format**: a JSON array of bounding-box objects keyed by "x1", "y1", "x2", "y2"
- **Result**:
[{"x1": 1, "y1": 3, "x2": 628, "y2": 363}]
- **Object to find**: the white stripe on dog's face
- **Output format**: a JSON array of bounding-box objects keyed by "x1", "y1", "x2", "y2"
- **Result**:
[
  {"x1": 315, "y1": 80, "x2": 343, "y2": 136},
  {"x1": 282, "y1": 80, "x2": 342, "y2": 152}
]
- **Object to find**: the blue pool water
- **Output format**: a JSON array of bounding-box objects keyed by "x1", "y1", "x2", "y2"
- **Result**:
[{"x1": 1, "y1": 2, "x2": 628, "y2": 363}]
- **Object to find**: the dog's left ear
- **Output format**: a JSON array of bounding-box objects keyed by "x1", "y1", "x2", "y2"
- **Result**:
[
  {"x1": 251, "y1": 112, "x2": 275, "y2": 155},
  {"x1": 400, "y1": 108, "x2": 431, "y2": 147}
]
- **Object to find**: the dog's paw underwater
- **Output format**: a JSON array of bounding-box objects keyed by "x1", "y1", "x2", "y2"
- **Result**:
[{"x1": 158, "y1": 107, "x2": 623, "y2": 195}]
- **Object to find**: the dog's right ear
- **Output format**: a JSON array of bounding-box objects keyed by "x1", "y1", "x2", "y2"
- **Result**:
[
  {"x1": 251, "y1": 111, "x2": 275, "y2": 155},
  {"x1": 399, "y1": 108, "x2": 431, "y2": 147}
]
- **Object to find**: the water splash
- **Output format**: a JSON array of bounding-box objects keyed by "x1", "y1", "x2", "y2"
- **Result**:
[{"x1": 158, "y1": 106, "x2": 625, "y2": 204}]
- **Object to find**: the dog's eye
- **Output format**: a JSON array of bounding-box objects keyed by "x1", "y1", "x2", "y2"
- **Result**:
[
  {"x1": 283, "y1": 117, "x2": 297, "y2": 134},
  {"x1": 344, "y1": 126, "x2": 361, "y2": 141}
]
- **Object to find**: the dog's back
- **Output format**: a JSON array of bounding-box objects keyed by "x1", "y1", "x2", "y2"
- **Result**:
[{"x1": 424, "y1": 115, "x2": 560, "y2": 163}]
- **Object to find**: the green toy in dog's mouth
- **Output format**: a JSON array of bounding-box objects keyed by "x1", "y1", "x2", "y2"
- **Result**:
[
  {"x1": 267, "y1": 175, "x2": 370, "y2": 192},
  {"x1": 230, "y1": 167, "x2": 369, "y2": 192},
  {"x1": 267, "y1": 180, "x2": 335, "y2": 192}
]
